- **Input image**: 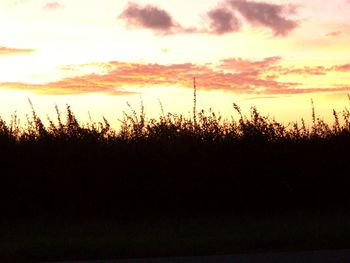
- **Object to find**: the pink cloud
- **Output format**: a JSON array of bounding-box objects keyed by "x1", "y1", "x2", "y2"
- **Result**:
[
  {"x1": 332, "y1": 64, "x2": 350, "y2": 71},
  {"x1": 219, "y1": 56, "x2": 282, "y2": 72},
  {"x1": 277, "y1": 66, "x2": 328, "y2": 76},
  {"x1": 43, "y1": 2, "x2": 64, "y2": 10},
  {"x1": 275, "y1": 63, "x2": 350, "y2": 76},
  {"x1": 1, "y1": 58, "x2": 350, "y2": 96},
  {"x1": 326, "y1": 31, "x2": 342, "y2": 37}
]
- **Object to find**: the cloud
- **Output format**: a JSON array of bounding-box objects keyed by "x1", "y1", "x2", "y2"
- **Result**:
[
  {"x1": 227, "y1": 0, "x2": 299, "y2": 36},
  {"x1": 3, "y1": 58, "x2": 350, "y2": 96},
  {"x1": 332, "y1": 64, "x2": 350, "y2": 72},
  {"x1": 207, "y1": 8, "x2": 241, "y2": 34},
  {"x1": 118, "y1": 1, "x2": 299, "y2": 36},
  {"x1": 0, "y1": 60, "x2": 287, "y2": 95},
  {"x1": 326, "y1": 31, "x2": 342, "y2": 37},
  {"x1": 243, "y1": 95, "x2": 289, "y2": 100},
  {"x1": 262, "y1": 86, "x2": 350, "y2": 95},
  {"x1": 0, "y1": 46, "x2": 35, "y2": 56},
  {"x1": 118, "y1": 2, "x2": 179, "y2": 34},
  {"x1": 0, "y1": 80, "x2": 134, "y2": 96},
  {"x1": 219, "y1": 56, "x2": 282, "y2": 72},
  {"x1": 274, "y1": 63, "x2": 350, "y2": 76},
  {"x1": 277, "y1": 66, "x2": 328, "y2": 76},
  {"x1": 220, "y1": 57, "x2": 350, "y2": 77},
  {"x1": 43, "y1": 2, "x2": 64, "y2": 10}
]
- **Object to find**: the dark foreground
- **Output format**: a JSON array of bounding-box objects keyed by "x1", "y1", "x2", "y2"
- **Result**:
[
  {"x1": 48, "y1": 249, "x2": 350, "y2": 263},
  {"x1": 1, "y1": 105, "x2": 350, "y2": 261},
  {"x1": 2, "y1": 210, "x2": 350, "y2": 261},
  {"x1": 1, "y1": 137, "x2": 350, "y2": 261}
]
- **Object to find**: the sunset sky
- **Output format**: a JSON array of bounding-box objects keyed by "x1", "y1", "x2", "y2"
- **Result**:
[{"x1": 1, "y1": 0, "x2": 350, "y2": 127}]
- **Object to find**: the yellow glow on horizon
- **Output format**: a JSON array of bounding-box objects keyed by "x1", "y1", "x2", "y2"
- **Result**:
[{"x1": 0, "y1": 87, "x2": 348, "y2": 133}]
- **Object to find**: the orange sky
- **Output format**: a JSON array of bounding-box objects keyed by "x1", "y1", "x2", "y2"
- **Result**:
[{"x1": 1, "y1": 0, "x2": 350, "y2": 127}]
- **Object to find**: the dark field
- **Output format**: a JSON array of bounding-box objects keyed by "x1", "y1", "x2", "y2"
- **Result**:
[
  {"x1": 1, "y1": 99, "x2": 350, "y2": 261},
  {"x1": 2, "y1": 211, "x2": 350, "y2": 261}
]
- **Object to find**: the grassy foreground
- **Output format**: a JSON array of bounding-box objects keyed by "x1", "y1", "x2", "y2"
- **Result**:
[{"x1": 1, "y1": 97, "x2": 350, "y2": 260}]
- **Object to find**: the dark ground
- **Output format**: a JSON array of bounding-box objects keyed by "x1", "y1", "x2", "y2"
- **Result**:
[
  {"x1": 1, "y1": 136, "x2": 350, "y2": 261},
  {"x1": 47, "y1": 249, "x2": 350, "y2": 263}
]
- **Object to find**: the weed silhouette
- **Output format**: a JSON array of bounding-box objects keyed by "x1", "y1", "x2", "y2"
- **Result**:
[{"x1": 0, "y1": 96, "x2": 350, "y2": 219}]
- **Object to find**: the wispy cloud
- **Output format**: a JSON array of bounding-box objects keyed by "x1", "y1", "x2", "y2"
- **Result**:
[
  {"x1": 220, "y1": 57, "x2": 350, "y2": 77},
  {"x1": 243, "y1": 95, "x2": 289, "y2": 100},
  {"x1": 275, "y1": 63, "x2": 350, "y2": 76},
  {"x1": 0, "y1": 46, "x2": 35, "y2": 56},
  {"x1": 276, "y1": 66, "x2": 328, "y2": 76},
  {"x1": 0, "y1": 79, "x2": 135, "y2": 96},
  {"x1": 326, "y1": 31, "x2": 342, "y2": 37},
  {"x1": 219, "y1": 56, "x2": 282, "y2": 72}
]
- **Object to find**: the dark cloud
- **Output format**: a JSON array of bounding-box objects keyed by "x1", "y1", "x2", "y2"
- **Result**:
[
  {"x1": 207, "y1": 8, "x2": 241, "y2": 34},
  {"x1": 227, "y1": 0, "x2": 298, "y2": 36},
  {"x1": 118, "y1": 1, "x2": 299, "y2": 36},
  {"x1": 118, "y1": 2, "x2": 177, "y2": 34}
]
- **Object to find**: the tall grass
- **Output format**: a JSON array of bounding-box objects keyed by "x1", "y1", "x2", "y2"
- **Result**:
[
  {"x1": 1, "y1": 94, "x2": 350, "y2": 219},
  {"x1": 1, "y1": 96, "x2": 349, "y2": 144}
]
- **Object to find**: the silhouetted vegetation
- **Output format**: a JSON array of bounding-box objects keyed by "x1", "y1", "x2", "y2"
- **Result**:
[{"x1": 1, "y1": 96, "x2": 350, "y2": 221}]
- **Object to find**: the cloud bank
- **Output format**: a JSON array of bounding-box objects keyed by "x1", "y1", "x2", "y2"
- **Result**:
[{"x1": 1, "y1": 58, "x2": 350, "y2": 96}]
